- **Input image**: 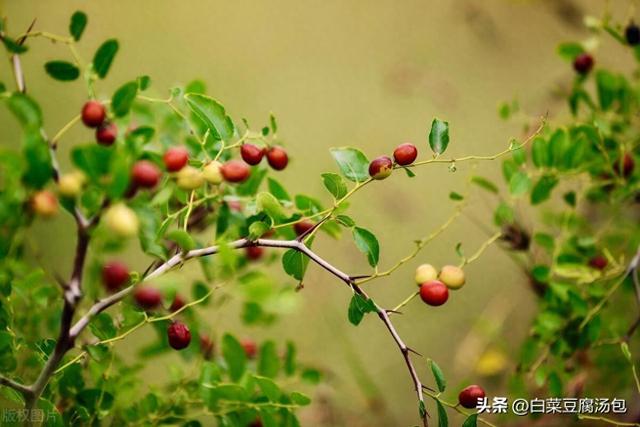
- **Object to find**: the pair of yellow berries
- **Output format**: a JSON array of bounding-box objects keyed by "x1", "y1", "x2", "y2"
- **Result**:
[{"x1": 414, "y1": 263, "x2": 466, "y2": 289}]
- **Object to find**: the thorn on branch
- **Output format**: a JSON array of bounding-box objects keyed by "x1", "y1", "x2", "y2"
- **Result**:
[{"x1": 407, "y1": 346, "x2": 422, "y2": 357}]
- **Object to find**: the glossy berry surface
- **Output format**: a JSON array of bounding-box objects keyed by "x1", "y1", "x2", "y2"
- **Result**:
[
  {"x1": 95, "y1": 122, "x2": 117, "y2": 146},
  {"x1": 439, "y1": 265, "x2": 466, "y2": 290},
  {"x1": 240, "y1": 144, "x2": 265, "y2": 165},
  {"x1": 163, "y1": 147, "x2": 189, "y2": 172},
  {"x1": 81, "y1": 100, "x2": 106, "y2": 128},
  {"x1": 246, "y1": 246, "x2": 264, "y2": 260},
  {"x1": 419, "y1": 280, "x2": 449, "y2": 306},
  {"x1": 167, "y1": 321, "x2": 191, "y2": 350},
  {"x1": 170, "y1": 294, "x2": 186, "y2": 312},
  {"x1": 617, "y1": 153, "x2": 635, "y2": 178},
  {"x1": 133, "y1": 287, "x2": 162, "y2": 310},
  {"x1": 589, "y1": 255, "x2": 608, "y2": 270},
  {"x1": 101, "y1": 261, "x2": 129, "y2": 292},
  {"x1": 573, "y1": 53, "x2": 594, "y2": 75},
  {"x1": 393, "y1": 143, "x2": 418, "y2": 166},
  {"x1": 131, "y1": 160, "x2": 161, "y2": 188},
  {"x1": 221, "y1": 160, "x2": 250, "y2": 183},
  {"x1": 458, "y1": 385, "x2": 486, "y2": 409},
  {"x1": 369, "y1": 156, "x2": 393, "y2": 180},
  {"x1": 266, "y1": 146, "x2": 289, "y2": 170},
  {"x1": 241, "y1": 338, "x2": 257, "y2": 358}
]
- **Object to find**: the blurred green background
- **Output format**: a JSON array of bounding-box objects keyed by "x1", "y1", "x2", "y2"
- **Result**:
[{"x1": 0, "y1": 0, "x2": 630, "y2": 425}]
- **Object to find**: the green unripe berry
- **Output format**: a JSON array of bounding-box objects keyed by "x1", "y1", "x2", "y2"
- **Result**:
[
  {"x1": 439, "y1": 265, "x2": 465, "y2": 290},
  {"x1": 415, "y1": 263, "x2": 438, "y2": 285}
]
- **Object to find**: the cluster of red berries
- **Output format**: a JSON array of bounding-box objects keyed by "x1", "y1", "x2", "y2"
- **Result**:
[
  {"x1": 368, "y1": 143, "x2": 418, "y2": 180},
  {"x1": 414, "y1": 264, "x2": 466, "y2": 307},
  {"x1": 572, "y1": 22, "x2": 640, "y2": 76},
  {"x1": 81, "y1": 100, "x2": 118, "y2": 145}
]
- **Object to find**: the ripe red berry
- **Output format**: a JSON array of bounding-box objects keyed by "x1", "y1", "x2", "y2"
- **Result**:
[
  {"x1": 131, "y1": 160, "x2": 161, "y2": 189},
  {"x1": 266, "y1": 146, "x2": 289, "y2": 171},
  {"x1": 240, "y1": 144, "x2": 265, "y2": 166},
  {"x1": 200, "y1": 334, "x2": 214, "y2": 359},
  {"x1": 246, "y1": 246, "x2": 264, "y2": 261},
  {"x1": 458, "y1": 385, "x2": 486, "y2": 409},
  {"x1": 81, "y1": 100, "x2": 106, "y2": 128},
  {"x1": 248, "y1": 419, "x2": 263, "y2": 427},
  {"x1": 241, "y1": 338, "x2": 257, "y2": 358},
  {"x1": 626, "y1": 22, "x2": 640, "y2": 46},
  {"x1": 293, "y1": 220, "x2": 314, "y2": 236},
  {"x1": 133, "y1": 286, "x2": 162, "y2": 310},
  {"x1": 369, "y1": 156, "x2": 393, "y2": 180},
  {"x1": 393, "y1": 143, "x2": 418, "y2": 166},
  {"x1": 101, "y1": 261, "x2": 129, "y2": 292},
  {"x1": 573, "y1": 53, "x2": 594, "y2": 75},
  {"x1": 95, "y1": 122, "x2": 117, "y2": 146},
  {"x1": 419, "y1": 280, "x2": 449, "y2": 306},
  {"x1": 221, "y1": 160, "x2": 250, "y2": 183},
  {"x1": 170, "y1": 294, "x2": 186, "y2": 312},
  {"x1": 616, "y1": 153, "x2": 635, "y2": 178},
  {"x1": 589, "y1": 255, "x2": 608, "y2": 270},
  {"x1": 163, "y1": 147, "x2": 189, "y2": 172},
  {"x1": 167, "y1": 321, "x2": 191, "y2": 350}
]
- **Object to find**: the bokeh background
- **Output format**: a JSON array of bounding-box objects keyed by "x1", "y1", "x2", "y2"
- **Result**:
[{"x1": 0, "y1": 0, "x2": 632, "y2": 425}]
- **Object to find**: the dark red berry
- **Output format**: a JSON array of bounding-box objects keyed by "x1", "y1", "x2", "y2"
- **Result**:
[
  {"x1": 241, "y1": 338, "x2": 257, "y2": 358},
  {"x1": 419, "y1": 280, "x2": 449, "y2": 306},
  {"x1": 167, "y1": 321, "x2": 191, "y2": 350},
  {"x1": 393, "y1": 143, "x2": 418, "y2": 166},
  {"x1": 626, "y1": 23, "x2": 640, "y2": 45},
  {"x1": 81, "y1": 101, "x2": 106, "y2": 128},
  {"x1": 200, "y1": 334, "x2": 214, "y2": 359},
  {"x1": 96, "y1": 122, "x2": 117, "y2": 146},
  {"x1": 293, "y1": 220, "x2": 314, "y2": 236},
  {"x1": 170, "y1": 294, "x2": 186, "y2": 312},
  {"x1": 133, "y1": 286, "x2": 162, "y2": 310},
  {"x1": 266, "y1": 146, "x2": 289, "y2": 171},
  {"x1": 221, "y1": 160, "x2": 250, "y2": 183},
  {"x1": 589, "y1": 255, "x2": 608, "y2": 270},
  {"x1": 131, "y1": 160, "x2": 161, "y2": 189},
  {"x1": 101, "y1": 261, "x2": 129, "y2": 292},
  {"x1": 246, "y1": 246, "x2": 264, "y2": 261},
  {"x1": 248, "y1": 419, "x2": 263, "y2": 427},
  {"x1": 616, "y1": 153, "x2": 635, "y2": 178},
  {"x1": 163, "y1": 147, "x2": 189, "y2": 172},
  {"x1": 240, "y1": 144, "x2": 265, "y2": 166},
  {"x1": 458, "y1": 385, "x2": 486, "y2": 409},
  {"x1": 369, "y1": 156, "x2": 393, "y2": 180},
  {"x1": 573, "y1": 53, "x2": 594, "y2": 75}
]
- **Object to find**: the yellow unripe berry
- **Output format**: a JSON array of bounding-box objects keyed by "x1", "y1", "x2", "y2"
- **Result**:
[
  {"x1": 104, "y1": 203, "x2": 139, "y2": 237},
  {"x1": 439, "y1": 265, "x2": 466, "y2": 290},
  {"x1": 57, "y1": 171, "x2": 85, "y2": 197},
  {"x1": 202, "y1": 161, "x2": 223, "y2": 185},
  {"x1": 415, "y1": 263, "x2": 438, "y2": 285},
  {"x1": 31, "y1": 190, "x2": 59, "y2": 217},
  {"x1": 176, "y1": 166, "x2": 204, "y2": 190}
]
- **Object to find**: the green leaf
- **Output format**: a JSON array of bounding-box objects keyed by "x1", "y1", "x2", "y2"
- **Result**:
[
  {"x1": 329, "y1": 147, "x2": 370, "y2": 182},
  {"x1": 462, "y1": 414, "x2": 478, "y2": 427},
  {"x1": 449, "y1": 191, "x2": 464, "y2": 201},
  {"x1": 556, "y1": 42, "x2": 584, "y2": 61},
  {"x1": 531, "y1": 137, "x2": 549, "y2": 168},
  {"x1": 595, "y1": 69, "x2": 621, "y2": 111},
  {"x1": 71, "y1": 145, "x2": 113, "y2": 181},
  {"x1": 2, "y1": 36, "x2": 27, "y2": 54},
  {"x1": 352, "y1": 226, "x2": 379, "y2": 267},
  {"x1": 69, "y1": 11, "x2": 88, "y2": 41},
  {"x1": 282, "y1": 249, "x2": 310, "y2": 281},
  {"x1": 470, "y1": 176, "x2": 498, "y2": 194},
  {"x1": 248, "y1": 221, "x2": 270, "y2": 240},
  {"x1": 7, "y1": 93, "x2": 42, "y2": 130},
  {"x1": 290, "y1": 391, "x2": 311, "y2": 406},
  {"x1": 267, "y1": 177, "x2": 291, "y2": 202},
  {"x1": 44, "y1": 61, "x2": 80, "y2": 81},
  {"x1": 184, "y1": 93, "x2": 235, "y2": 141},
  {"x1": 93, "y1": 39, "x2": 119, "y2": 79},
  {"x1": 335, "y1": 215, "x2": 356, "y2": 227},
  {"x1": 111, "y1": 81, "x2": 138, "y2": 117},
  {"x1": 347, "y1": 293, "x2": 376, "y2": 326},
  {"x1": 257, "y1": 192, "x2": 287, "y2": 222},
  {"x1": 221, "y1": 333, "x2": 246, "y2": 382},
  {"x1": 429, "y1": 359, "x2": 446, "y2": 392},
  {"x1": 23, "y1": 131, "x2": 53, "y2": 189},
  {"x1": 166, "y1": 229, "x2": 196, "y2": 251},
  {"x1": 493, "y1": 202, "x2": 514, "y2": 226},
  {"x1": 255, "y1": 375, "x2": 281, "y2": 401},
  {"x1": 284, "y1": 341, "x2": 296, "y2": 376},
  {"x1": 428, "y1": 118, "x2": 450, "y2": 155},
  {"x1": 621, "y1": 342, "x2": 632, "y2": 361},
  {"x1": 508, "y1": 171, "x2": 531, "y2": 196},
  {"x1": 257, "y1": 341, "x2": 279, "y2": 378},
  {"x1": 530, "y1": 175, "x2": 558, "y2": 205},
  {"x1": 137, "y1": 75, "x2": 151, "y2": 90},
  {"x1": 436, "y1": 399, "x2": 448, "y2": 427},
  {"x1": 321, "y1": 172, "x2": 348, "y2": 199},
  {"x1": 88, "y1": 312, "x2": 116, "y2": 340}
]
